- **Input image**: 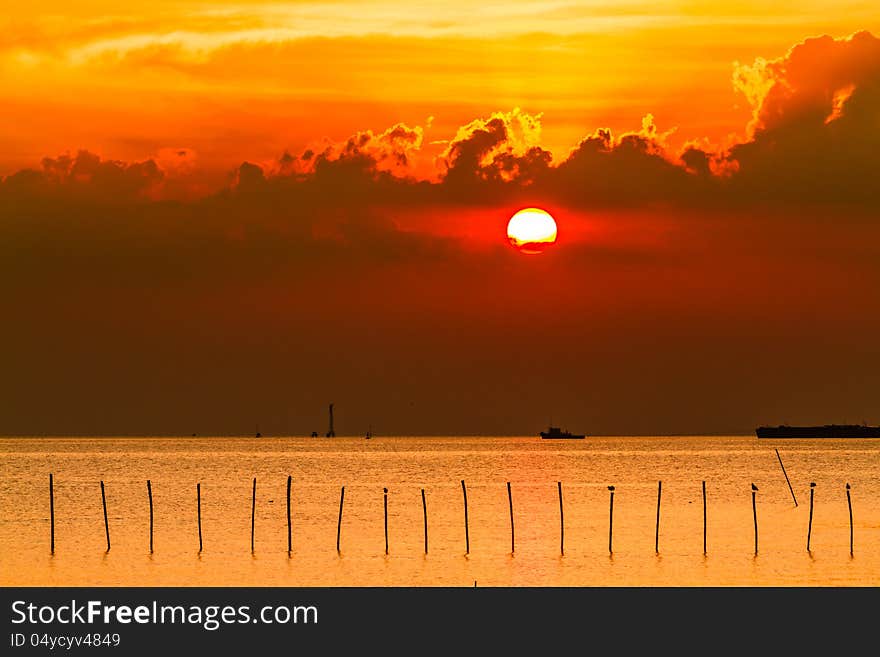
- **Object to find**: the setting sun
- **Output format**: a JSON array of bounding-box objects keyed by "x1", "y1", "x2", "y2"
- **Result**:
[{"x1": 507, "y1": 208, "x2": 558, "y2": 254}]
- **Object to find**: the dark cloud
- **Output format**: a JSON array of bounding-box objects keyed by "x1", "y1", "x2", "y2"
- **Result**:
[
  {"x1": 438, "y1": 109, "x2": 553, "y2": 200},
  {"x1": 1, "y1": 150, "x2": 164, "y2": 203},
  {"x1": 544, "y1": 117, "x2": 707, "y2": 207},
  {"x1": 726, "y1": 30, "x2": 880, "y2": 202},
  {"x1": 232, "y1": 161, "x2": 266, "y2": 192},
  {"x1": 679, "y1": 145, "x2": 712, "y2": 177},
  {"x1": 303, "y1": 122, "x2": 425, "y2": 175},
  {"x1": 7, "y1": 29, "x2": 879, "y2": 213}
]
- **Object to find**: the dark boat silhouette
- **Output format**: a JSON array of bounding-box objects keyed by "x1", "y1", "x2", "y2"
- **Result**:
[
  {"x1": 539, "y1": 426, "x2": 585, "y2": 440},
  {"x1": 756, "y1": 424, "x2": 880, "y2": 438}
]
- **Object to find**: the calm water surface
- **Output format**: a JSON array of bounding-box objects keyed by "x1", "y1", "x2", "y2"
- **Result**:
[{"x1": 2, "y1": 436, "x2": 878, "y2": 586}]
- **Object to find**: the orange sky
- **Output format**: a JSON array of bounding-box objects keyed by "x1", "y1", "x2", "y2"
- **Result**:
[
  {"x1": 2, "y1": 1, "x2": 878, "y2": 181},
  {"x1": 2, "y1": 3, "x2": 880, "y2": 436}
]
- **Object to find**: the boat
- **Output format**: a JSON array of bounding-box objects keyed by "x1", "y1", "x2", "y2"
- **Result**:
[
  {"x1": 756, "y1": 424, "x2": 880, "y2": 438},
  {"x1": 539, "y1": 426, "x2": 585, "y2": 440}
]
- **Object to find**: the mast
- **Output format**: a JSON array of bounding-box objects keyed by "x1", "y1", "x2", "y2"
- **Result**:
[{"x1": 326, "y1": 403, "x2": 336, "y2": 437}]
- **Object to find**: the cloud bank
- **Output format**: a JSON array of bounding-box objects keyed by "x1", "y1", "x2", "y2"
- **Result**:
[{"x1": 6, "y1": 31, "x2": 879, "y2": 212}]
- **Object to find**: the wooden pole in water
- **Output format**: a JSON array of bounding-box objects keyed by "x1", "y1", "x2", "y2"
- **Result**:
[
  {"x1": 608, "y1": 485, "x2": 615, "y2": 554},
  {"x1": 49, "y1": 473, "x2": 55, "y2": 554},
  {"x1": 702, "y1": 480, "x2": 707, "y2": 555},
  {"x1": 383, "y1": 487, "x2": 389, "y2": 555},
  {"x1": 461, "y1": 480, "x2": 469, "y2": 555},
  {"x1": 558, "y1": 482, "x2": 564, "y2": 556},
  {"x1": 336, "y1": 486, "x2": 345, "y2": 553},
  {"x1": 286, "y1": 475, "x2": 292, "y2": 553},
  {"x1": 807, "y1": 482, "x2": 816, "y2": 552},
  {"x1": 751, "y1": 483, "x2": 759, "y2": 555},
  {"x1": 507, "y1": 482, "x2": 515, "y2": 554},
  {"x1": 421, "y1": 488, "x2": 428, "y2": 554},
  {"x1": 147, "y1": 479, "x2": 153, "y2": 553},
  {"x1": 250, "y1": 477, "x2": 256, "y2": 553},
  {"x1": 101, "y1": 480, "x2": 110, "y2": 552},
  {"x1": 775, "y1": 449, "x2": 798, "y2": 507},
  {"x1": 846, "y1": 483, "x2": 853, "y2": 555},
  {"x1": 655, "y1": 480, "x2": 662, "y2": 554},
  {"x1": 197, "y1": 483, "x2": 203, "y2": 553}
]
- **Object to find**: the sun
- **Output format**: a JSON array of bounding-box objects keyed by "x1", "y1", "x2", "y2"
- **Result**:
[{"x1": 507, "y1": 207, "x2": 558, "y2": 254}]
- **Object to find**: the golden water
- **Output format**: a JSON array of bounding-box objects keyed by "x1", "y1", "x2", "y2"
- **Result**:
[{"x1": 2, "y1": 436, "x2": 878, "y2": 586}]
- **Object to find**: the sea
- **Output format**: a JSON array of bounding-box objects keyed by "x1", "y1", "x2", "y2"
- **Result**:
[{"x1": 2, "y1": 435, "x2": 878, "y2": 587}]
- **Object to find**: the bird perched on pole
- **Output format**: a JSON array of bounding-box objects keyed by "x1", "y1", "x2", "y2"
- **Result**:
[{"x1": 751, "y1": 483, "x2": 758, "y2": 491}]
